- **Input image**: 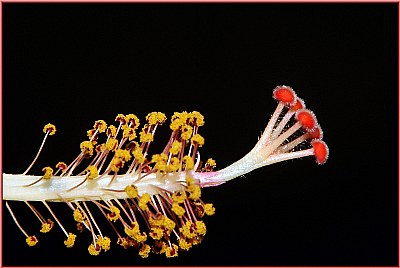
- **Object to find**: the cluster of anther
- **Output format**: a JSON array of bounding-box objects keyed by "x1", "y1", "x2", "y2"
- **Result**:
[{"x1": 6, "y1": 111, "x2": 217, "y2": 258}]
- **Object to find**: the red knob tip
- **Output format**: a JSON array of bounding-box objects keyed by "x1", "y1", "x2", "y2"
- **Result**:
[
  {"x1": 273, "y1": 86, "x2": 297, "y2": 106},
  {"x1": 312, "y1": 140, "x2": 329, "y2": 165},
  {"x1": 295, "y1": 109, "x2": 317, "y2": 131}
]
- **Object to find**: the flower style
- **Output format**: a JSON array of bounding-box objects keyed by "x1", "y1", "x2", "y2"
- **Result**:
[{"x1": 3, "y1": 85, "x2": 328, "y2": 258}]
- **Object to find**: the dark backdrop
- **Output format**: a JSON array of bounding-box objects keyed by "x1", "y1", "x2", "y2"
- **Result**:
[{"x1": 2, "y1": 3, "x2": 398, "y2": 266}]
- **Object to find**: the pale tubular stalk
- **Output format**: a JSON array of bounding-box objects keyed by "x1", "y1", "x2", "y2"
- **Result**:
[
  {"x1": 3, "y1": 141, "x2": 315, "y2": 202},
  {"x1": 3, "y1": 115, "x2": 315, "y2": 202}
]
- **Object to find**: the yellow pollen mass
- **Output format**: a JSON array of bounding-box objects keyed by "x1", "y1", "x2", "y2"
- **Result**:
[
  {"x1": 133, "y1": 149, "x2": 146, "y2": 164},
  {"x1": 167, "y1": 157, "x2": 180, "y2": 172},
  {"x1": 179, "y1": 238, "x2": 192, "y2": 251},
  {"x1": 172, "y1": 190, "x2": 186, "y2": 204},
  {"x1": 73, "y1": 209, "x2": 85, "y2": 222},
  {"x1": 115, "y1": 114, "x2": 126, "y2": 124},
  {"x1": 133, "y1": 232, "x2": 147, "y2": 243},
  {"x1": 107, "y1": 206, "x2": 120, "y2": 222},
  {"x1": 138, "y1": 193, "x2": 151, "y2": 211},
  {"x1": 107, "y1": 125, "x2": 117, "y2": 137},
  {"x1": 43, "y1": 123, "x2": 56, "y2": 135},
  {"x1": 41, "y1": 167, "x2": 53, "y2": 179},
  {"x1": 93, "y1": 120, "x2": 107, "y2": 133},
  {"x1": 105, "y1": 138, "x2": 118, "y2": 151},
  {"x1": 125, "y1": 114, "x2": 140, "y2": 129},
  {"x1": 190, "y1": 111, "x2": 205, "y2": 126},
  {"x1": 125, "y1": 185, "x2": 138, "y2": 198},
  {"x1": 204, "y1": 203, "x2": 216, "y2": 216},
  {"x1": 149, "y1": 227, "x2": 163, "y2": 240},
  {"x1": 115, "y1": 149, "x2": 131, "y2": 162},
  {"x1": 170, "y1": 118, "x2": 183, "y2": 131},
  {"x1": 80, "y1": 140, "x2": 94, "y2": 156},
  {"x1": 195, "y1": 220, "x2": 207, "y2": 235},
  {"x1": 169, "y1": 140, "x2": 182, "y2": 155},
  {"x1": 40, "y1": 219, "x2": 54, "y2": 233},
  {"x1": 122, "y1": 125, "x2": 137, "y2": 141},
  {"x1": 191, "y1": 133, "x2": 205, "y2": 147},
  {"x1": 88, "y1": 243, "x2": 101, "y2": 256},
  {"x1": 26, "y1": 235, "x2": 38, "y2": 246},
  {"x1": 180, "y1": 220, "x2": 196, "y2": 239},
  {"x1": 87, "y1": 165, "x2": 98, "y2": 180},
  {"x1": 97, "y1": 236, "x2": 111, "y2": 251},
  {"x1": 189, "y1": 185, "x2": 201, "y2": 200},
  {"x1": 64, "y1": 233, "x2": 77, "y2": 248},
  {"x1": 110, "y1": 158, "x2": 122, "y2": 172},
  {"x1": 165, "y1": 244, "x2": 179, "y2": 258},
  {"x1": 183, "y1": 155, "x2": 194, "y2": 170},
  {"x1": 146, "y1": 112, "x2": 167, "y2": 125},
  {"x1": 139, "y1": 244, "x2": 151, "y2": 258},
  {"x1": 171, "y1": 202, "x2": 185, "y2": 217},
  {"x1": 180, "y1": 125, "x2": 193, "y2": 141},
  {"x1": 140, "y1": 131, "x2": 153, "y2": 143}
]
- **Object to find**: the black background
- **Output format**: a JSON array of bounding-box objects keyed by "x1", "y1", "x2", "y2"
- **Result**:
[{"x1": 2, "y1": 3, "x2": 398, "y2": 266}]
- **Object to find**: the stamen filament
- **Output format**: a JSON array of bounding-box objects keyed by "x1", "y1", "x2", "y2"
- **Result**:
[{"x1": 42, "y1": 201, "x2": 68, "y2": 237}]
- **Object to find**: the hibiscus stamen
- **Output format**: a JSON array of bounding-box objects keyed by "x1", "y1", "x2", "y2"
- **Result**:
[{"x1": 4, "y1": 85, "x2": 328, "y2": 259}]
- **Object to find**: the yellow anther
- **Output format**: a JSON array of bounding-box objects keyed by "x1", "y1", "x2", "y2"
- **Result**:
[
  {"x1": 115, "y1": 149, "x2": 131, "y2": 162},
  {"x1": 188, "y1": 185, "x2": 201, "y2": 200},
  {"x1": 64, "y1": 233, "x2": 77, "y2": 248},
  {"x1": 125, "y1": 185, "x2": 138, "y2": 198},
  {"x1": 171, "y1": 202, "x2": 185, "y2": 217},
  {"x1": 172, "y1": 190, "x2": 186, "y2": 204},
  {"x1": 139, "y1": 244, "x2": 151, "y2": 258},
  {"x1": 41, "y1": 167, "x2": 53, "y2": 179},
  {"x1": 93, "y1": 120, "x2": 107, "y2": 133},
  {"x1": 165, "y1": 244, "x2": 178, "y2": 258},
  {"x1": 146, "y1": 112, "x2": 167, "y2": 125},
  {"x1": 191, "y1": 133, "x2": 205, "y2": 147},
  {"x1": 179, "y1": 238, "x2": 192, "y2": 251},
  {"x1": 107, "y1": 206, "x2": 120, "y2": 222},
  {"x1": 180, "y1": 220, "x2": 196, "y2": 239},
  {"x1": 183, "y1": 155, "x2": 194, "y2": 170},
  {"x1": 110, "y1": 158, "x2": 122, "y2": 172},
  {"x1": 26, "y1": 235, "x2": 38, "y2": 246},
  {"x1": 105, "y1": 138, "x2": 118, "y2": 151},
  {"x1": 138, "y1": 193, "x2": 151, "y2": 211},
  {"x1": 167, "y1": 157, "x2": 180, "y2": 172},
  {"x1": 132, "y1": 148, "x2": 146, "y2": 164},
  {"x1": 133, "y1": 232, "x2": 147, "y2": 243},
  {"x1": 195, "y1": 220, "x2": 206, "y2": 235},
  {"x1": 40, "y1": 219, "x2": 54, "y2": 233},
  {"x1": 204, "y1": 203, "x2": 216, "y2": 216},
  {"x1": 190, "y1": 111, "x2": 205, "y2": 126},
  {"x1": 115, "y1": 114, "x2": 126, "y2": 123},
  {"x1": 139, "y1": 131, "x2": 153, "y2": 143},
  {"x1": 122, "y1": 125, "x2": 137, "y2": 141},
  {"x1": 149, "y1": 227, "x2": 163, "y2": 240},
  {"x1": 87, "y1": 165, "x2": 98, "y2": 180},
  {"x1": 180, "y1": 125, "x2": 193, "y2": 140},
  {"x1": 43, "y1": 123, "x2": 56, "y2": 135},
  {"x1": 169, "y1": 140, "x2": 182, "y2": 155},
  {"x1": 88, "y1": 243, "x2": 101, "y2": 256},
  {"x1": 73, "y1": 208, "x2": 85, "y2": 222},
  {"x1": 152, "y1": 153, "x2": 168, "y2": 172},
  {"x1": 80, "y1": 140, "x2": 94, "y2": 156},
  {"x1": 97, "y1": 236, "x2": 111, "y2": 251},
  {"x1": 125, "y1": 114, "x2": 140, "y2": 129},
  {"x1": 107, "y1": 125, "x2": 117, "y2": 137}
]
